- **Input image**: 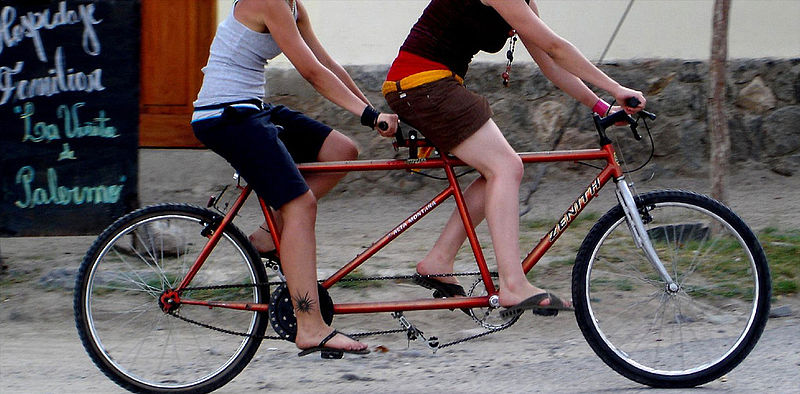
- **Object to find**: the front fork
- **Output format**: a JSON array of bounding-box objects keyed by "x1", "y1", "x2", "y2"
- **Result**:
[{"x1": 615, "y1": 178, "x2": 679, "y2": 292}]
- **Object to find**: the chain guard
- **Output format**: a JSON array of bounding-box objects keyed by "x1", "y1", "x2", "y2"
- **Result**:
[{"x1": 268, "y1": 283, "x2": 334, "y2": 342}]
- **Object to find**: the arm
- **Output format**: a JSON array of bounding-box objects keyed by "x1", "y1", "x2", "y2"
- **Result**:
[
  {"x1": 524, "y1": 0, "x2": 601, "y2": 110},
  {"x1": 295, "y1": 1, "x2": 372, "y2": 106},
  {"x1": 253, "y1": 0, "x2": 396, "y2": 134},
  {"x1": 485, "y1": 0, "x2": 645, "y2": 112}
]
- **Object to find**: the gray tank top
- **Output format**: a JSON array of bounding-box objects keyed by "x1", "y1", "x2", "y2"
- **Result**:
[{"x1": 193, "y1": 0, "x2": 297, "y2": 112}]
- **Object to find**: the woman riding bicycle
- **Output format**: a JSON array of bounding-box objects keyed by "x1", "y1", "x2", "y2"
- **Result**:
[
  {"x1": 192, "y1": 0, "x2": 398, "y2": 355},
  {"x1": 384, "y1": 0, "x2": 645, "y2": 315}
]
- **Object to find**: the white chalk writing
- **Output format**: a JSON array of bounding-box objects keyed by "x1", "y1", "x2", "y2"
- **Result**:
[
  {"x1": 0, "y1": 1, "x2": 102, "y2": 62},
  {"x1": 15, "y1": 166, "x2": 125, "y2": 209},
  {"x1": 1, "y1": 47, "x2": 104, "y2": 106}
]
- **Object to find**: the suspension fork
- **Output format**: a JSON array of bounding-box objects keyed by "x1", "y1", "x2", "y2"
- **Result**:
[{"x1": 614, "y1": 178, "x2": 678, "y2": 290}]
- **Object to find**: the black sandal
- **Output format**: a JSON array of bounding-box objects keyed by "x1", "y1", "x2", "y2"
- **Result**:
[
  {"x1": 412, "y1": 274, "x2": 471, "y2": 316},
  {"x1": 499, "y1": 292, "x2": 574, "y2": 320},
  {"x1": 297, "y1": 330, "x2": 370, "y2": 359},
  {"x1": 412, "y1": 274, "x2": 466, "y2": 298}
]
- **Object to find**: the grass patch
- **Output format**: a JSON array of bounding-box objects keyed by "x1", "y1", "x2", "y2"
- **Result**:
[
  {"x1": 684, "y1": 227, "x2": 799, "y2": 298},
  {"x1": 0, "y1": 267, "x2": 42, "y2": 288},
  {"x1": 337, "y1": 269, "x2": 383, "y2": 289},
  {"x1": 774, "y1": 280, "x2": 799, "y2": 294},
  {"x1": 551, "y1": 258, "x2": 576, "y2": 267},
  {"x1": 523, "y1": 212, "x2": 601, "y2": 231},
  {"x1": 523, "y1": 218, "x2": 554, "y2": 230},
  {"x1": 574, "y1": 212, "x2": 601, "y2": 225},
  {"x1": 760, "y1": 227, "x2": 799, "y2": 297}
]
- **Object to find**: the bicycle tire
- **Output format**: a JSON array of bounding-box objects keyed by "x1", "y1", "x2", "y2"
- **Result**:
[
  {"x1": 572, "y1": 190, "x2": 770, "y2": 388},
  {"x1": 74, "y1": 204, "x2": 269, "y2": 393}
]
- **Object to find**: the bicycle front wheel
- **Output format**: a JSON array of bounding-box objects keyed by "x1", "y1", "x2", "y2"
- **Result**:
[
  {"x1": 74, "y1": 204, "x2": 269, "y2": 393},
  {"x1": 572, "y1": 190, "x2": 770, "y2": 388}
]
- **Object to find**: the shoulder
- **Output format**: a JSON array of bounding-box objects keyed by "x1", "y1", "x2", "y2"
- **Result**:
[
  {"x1": 236, "y1": 0, "x2": 293, "y2": 19},
  {"x1": 235, "y1": 0, "x2": 295, "y2": 31}
]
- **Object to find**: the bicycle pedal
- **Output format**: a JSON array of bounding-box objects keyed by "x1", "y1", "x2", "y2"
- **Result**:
[
  {"x1": 530, "y1": 309, "x2": 559, "y2": 317},
  {"x1": 499, "y1": 308, "x2": 524, "y2": 320},
  {"x1": 320, "y1": 350, "x2": 344, "y2": 359}
]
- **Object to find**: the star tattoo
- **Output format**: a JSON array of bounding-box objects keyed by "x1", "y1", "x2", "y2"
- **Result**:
[{"x1": 293, "y1": 292, "x2": 316, "y2": 314}]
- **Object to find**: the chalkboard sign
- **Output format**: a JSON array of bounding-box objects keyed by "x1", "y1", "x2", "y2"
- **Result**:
[{"x1": 0, "y1": 0, "x2": 140, "y2": 236}]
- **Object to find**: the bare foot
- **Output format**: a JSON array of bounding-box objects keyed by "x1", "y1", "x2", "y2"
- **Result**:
[
  {"x1": 415, "y1": 260, "x2": 460, "y2": 286},
  {"x1": 497, "y1": 282, "x2": 547, "y2": 307},
  {"x1": 498, "y1": 284, "x2": 572, "y2": 309},
  {"x1": 248, "y1": 226, "x2": 275, "y2": 254},
  {"x1": 296, "y1": 328, "x2": 368, "y2": 353}
]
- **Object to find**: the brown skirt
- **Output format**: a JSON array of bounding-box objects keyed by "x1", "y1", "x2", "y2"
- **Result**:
[{"x1": 384, "y1": 77, "x2": 492, "y2": 153}]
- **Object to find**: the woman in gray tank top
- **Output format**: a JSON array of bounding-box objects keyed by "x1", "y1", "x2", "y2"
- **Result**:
[{"x1": 192, "y1": 0, "x2": 398, "y2": 356}]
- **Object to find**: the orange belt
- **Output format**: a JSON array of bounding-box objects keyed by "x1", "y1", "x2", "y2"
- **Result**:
[{"x1": 382, "y1": 70, "x2": 464, "y2": 96}]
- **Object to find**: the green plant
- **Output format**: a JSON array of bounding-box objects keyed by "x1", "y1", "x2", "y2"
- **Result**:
[
  {"x1": 338, "y1": 269, "x2": 383, "y2": 289},
  {"x1": 759, "y1": 228, "x2": 800, "y2": 296}
]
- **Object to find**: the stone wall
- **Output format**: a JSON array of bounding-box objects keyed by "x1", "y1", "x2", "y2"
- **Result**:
[{"x1": 264, "y1": 59, "x2": 799, "y2": 194}]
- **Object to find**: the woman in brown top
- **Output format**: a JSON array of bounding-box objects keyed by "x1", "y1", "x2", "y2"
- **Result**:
[{"x1": 384, "y1": 0, "x2": 646, "y2": 316}]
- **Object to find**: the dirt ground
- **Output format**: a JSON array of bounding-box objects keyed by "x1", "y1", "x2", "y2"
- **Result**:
[{"x1": 1, "y1": 151, "x2": 799, "y2": 393}]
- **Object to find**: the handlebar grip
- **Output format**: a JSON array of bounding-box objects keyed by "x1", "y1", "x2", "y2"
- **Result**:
[
  {"x1": 624, "y1": 97, "x2": 657, "y2": 120},
  {"x1": 378, "y1": 121, "x2": 389, "y2": 131}
]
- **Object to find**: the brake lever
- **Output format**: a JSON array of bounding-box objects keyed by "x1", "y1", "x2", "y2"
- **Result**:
[
  {"x1": 628, "y1": 116, "x2": 642, "y2": 140},
  {"x1": 622, "y1": 97, "x2": 654, "y2": 140}
]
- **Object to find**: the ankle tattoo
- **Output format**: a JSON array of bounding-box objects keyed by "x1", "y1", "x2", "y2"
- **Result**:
[{"x1": 293, "y1": 292, "x2": 316, "y2": 314}]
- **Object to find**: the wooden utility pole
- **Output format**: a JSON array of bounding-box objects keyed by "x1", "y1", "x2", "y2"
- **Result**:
[{"x1": 709, "y1": 0, "x2": 731, "y2": 203}]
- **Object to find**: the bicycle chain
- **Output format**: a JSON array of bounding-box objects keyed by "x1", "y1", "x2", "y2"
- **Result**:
[
  {"x1": 172, "y1": 271, "x2": 512, "y2": 349},
  {"x1": 168, "y1": 310, "x2": 283, "y2": 340},
  {"x1": 436, "y1": 320, "x2": 512, "y2": 350}
]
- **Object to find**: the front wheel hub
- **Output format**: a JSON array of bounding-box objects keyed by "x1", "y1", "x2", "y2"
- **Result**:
[{"x1": 667, "y1": 282, "x2": 680, "y2": 293}]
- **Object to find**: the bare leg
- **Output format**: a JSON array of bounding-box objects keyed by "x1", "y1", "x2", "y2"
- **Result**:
[
  {"x1": 420, "y1": 119, "x2": 555, "y2": 307},
  {"x1": 416, "y1": 176, "x2": 486, "y2": 285},
  {"x1": 249, "y1": 130, "x2": 358, "y2": 252},
  {"x1": 278, "y1": 190, "x2": 367, "y2": 352}
]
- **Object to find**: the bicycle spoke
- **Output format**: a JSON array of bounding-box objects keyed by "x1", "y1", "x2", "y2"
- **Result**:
[
  {"x1": 76, "y1": 206, "x2": 268, "y2": 392},
  {"x1": 574, "y1": 192, "x2": 769, "y2": 387}
]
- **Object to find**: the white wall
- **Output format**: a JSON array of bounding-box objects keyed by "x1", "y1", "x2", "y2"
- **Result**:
[{"x1": 217, "y1": 0, "x2": 799, "y2": 67}]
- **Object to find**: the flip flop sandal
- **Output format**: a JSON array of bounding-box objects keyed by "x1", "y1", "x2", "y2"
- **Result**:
[
  {"x1": 297, "y1": 330, "x2": 370, "y2": 359},
  {"x1": 412, "y1": 274, "x2": 471, "y2": 316},
  {"x1": 499, "y1": 292, "x2": 574, "y2": 320}
]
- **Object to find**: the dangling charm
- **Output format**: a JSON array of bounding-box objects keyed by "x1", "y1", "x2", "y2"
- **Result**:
[{"x1": 502, "y1": 30, "x2": 518, "y2": 87}]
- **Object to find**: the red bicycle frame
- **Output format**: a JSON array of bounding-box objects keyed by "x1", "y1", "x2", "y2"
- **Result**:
[{"x1": 177, "y1": 143, "x2": 624, "y2": 315}]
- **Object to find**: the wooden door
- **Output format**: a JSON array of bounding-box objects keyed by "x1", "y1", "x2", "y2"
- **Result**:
[{"x1": 139, "y1": 0, "x2": 216, "y2": 147}]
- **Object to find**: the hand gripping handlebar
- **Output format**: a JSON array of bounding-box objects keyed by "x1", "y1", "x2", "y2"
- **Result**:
[{"x1": 593, "y1": 97, "x2": 657, "y2": 141}]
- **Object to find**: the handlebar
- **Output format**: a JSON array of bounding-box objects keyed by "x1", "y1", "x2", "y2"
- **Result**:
[
  {"x1": 593, "y1": 97, "x2": 657, "y2": 141},
  {"x1": 393, "y1": 127, "x2": 435, "y2": 159}
]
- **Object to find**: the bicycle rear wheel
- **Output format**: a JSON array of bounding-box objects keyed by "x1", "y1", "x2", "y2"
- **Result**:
[
  {"x1": 74, "y1": 204, "x2": 269, "y2": 393},
  {"x1": 572, "y1": 190, "x2": 770, "y2": 388}
]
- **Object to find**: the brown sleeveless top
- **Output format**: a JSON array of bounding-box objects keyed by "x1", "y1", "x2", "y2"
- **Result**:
[{"x1": 399, "y1": 0, "x2": 519, "y2": 78}]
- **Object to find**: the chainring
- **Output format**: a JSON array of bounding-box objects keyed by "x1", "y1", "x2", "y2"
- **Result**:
[
  {"x1": 268, "y1": 283, "x2": 334, "y2": 342},
  {"x1": 467, "y1": 277, "x2": 519, "y2": 329}
]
